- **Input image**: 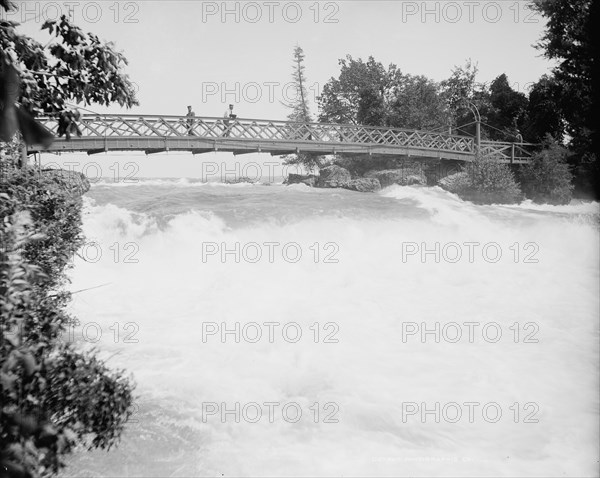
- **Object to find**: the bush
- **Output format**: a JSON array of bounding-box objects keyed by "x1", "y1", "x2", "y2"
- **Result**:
[
  {"x1": 283, "y1": 153, "x2": 324, "y2": 174},
  {"x1": 439, "y1": 155, "x2": 523, "y2": 204},
  {"x1": 519, "y1": 138, "x2": 574, "y2": 205},
  {"x1": 1, "y1": 166, "x2": 87, "y2": 292},
  {"x1": 1, "y1": 160, "x2": 134, "y2": 478}
]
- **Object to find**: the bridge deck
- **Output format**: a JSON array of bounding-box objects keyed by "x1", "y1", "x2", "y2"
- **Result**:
[{"x1": 29, "y1": 115, "x2": 536, "y2": 164}]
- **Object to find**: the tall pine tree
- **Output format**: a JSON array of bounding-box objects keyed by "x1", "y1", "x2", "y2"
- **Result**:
[{"x1": 282, "y1": 46, "x2": 323, "y2": 172}]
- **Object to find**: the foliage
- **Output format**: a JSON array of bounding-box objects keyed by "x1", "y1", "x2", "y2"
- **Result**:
[
  {"x1": 532, "y1": 0, "x2": 593, "y2": 142},
  {"x1": 524, "y1": 75, "x2": 564, "y2": 143},
  {"x1": 0, "y1": 165, "x2": 135, "y2": 478},
  {"x1": 318, "y1": 55, "x2": 402, "y2": 125},
  {"x1": 531, "y1": 0, "x2": 597, "y2": 197},
  {"x1": 2, "y1": 4, "x2": 137, "y2": 477},
  {"x1": 0, "y1": 12, "x2": 138, "y2": 133},
  {"x1": 440, "y1": 60, "x2": 479, "y2": 123},
  {"x1": 439, "y1": 60, "x2": 485, "y2": 136},
  {"x1": 0, "y1": 167, "x2": 85, "y2": 291},
  {"x1": 282, "y1": 46, "x2": 311, "y2": 123},
  {"x1": 519, "y1": 136, "x2": 574, "y2": 204},
  {"x1": 282, "y1": 46, "x2": 323, "y2": 172},
  {"x1": 318, "y1": 55, "x2": 451, "y2": 134},
  {"x1": 388, "y1": 75, "x2": 447, "y2": 131},
  {"x1": 486, "y1": 74, "x2": 528, "y2": 141},
  {"x1": 440, "y1": 155, "x2": 523, "y2": 204}
]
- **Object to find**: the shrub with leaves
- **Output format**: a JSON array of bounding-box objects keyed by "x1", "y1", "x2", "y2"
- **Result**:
[
  {"x1": 1, "y1": 167, "x2": 135, "y2": 478},
  {"x1": 1, "y1": 166, "x2": 87, "y2": 292},
  {"x1": 519, "y1": 137, "x2": 574, "y2": 205},
  {"x1": 439, "y1": 155, "x2": 523, "y2": 204}
]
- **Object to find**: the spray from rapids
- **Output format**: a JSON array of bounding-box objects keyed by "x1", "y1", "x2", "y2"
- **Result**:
[{"x1": 62, "y1": 183, "x2": 599, "y2": 477}]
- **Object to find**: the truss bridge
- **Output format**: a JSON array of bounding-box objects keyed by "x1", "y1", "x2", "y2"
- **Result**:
[{"x1": 30, "y1": 114, "x2": 537, "y2": 164}]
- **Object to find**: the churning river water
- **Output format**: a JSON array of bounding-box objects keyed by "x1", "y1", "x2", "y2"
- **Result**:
[{"x1": 60, "y1": 179, "x2": 599, "y2": 477}]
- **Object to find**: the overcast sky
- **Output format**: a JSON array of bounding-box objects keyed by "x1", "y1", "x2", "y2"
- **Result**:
[{"x1": 7, "y1": 0, "x2": 554, "y2": 177}]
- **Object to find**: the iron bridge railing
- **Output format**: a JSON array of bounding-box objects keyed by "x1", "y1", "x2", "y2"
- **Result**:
[{"x1": 34, "y1": 114, "x2": 537, "y2": 161}]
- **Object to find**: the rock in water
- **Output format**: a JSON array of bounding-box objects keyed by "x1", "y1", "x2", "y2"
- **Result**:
[
  {"x1": 285, "y1": 173, "x2": 318, "y2": 187},
  {"x1": 365, "y1": 168, "x2": 427, "y2": 188},
  {"x1": 437, "y1": 172, "x2": 470, "y2": 193},
  {"x1": 342, "y1": 178, "x2": 381, "y2": 192},
  {"x1": 317, "y1": 165, "x2": 351, "y2": 188},
  {"x1": 225, "y1": 176, "x2": 257, "y2": 184}
]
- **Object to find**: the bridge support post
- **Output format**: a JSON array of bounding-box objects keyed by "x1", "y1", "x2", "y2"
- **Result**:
[
  {"x1": 475, "y1": 120, "x2": 481, "y2": 155},
  {"x1": 19, "y1": 142, "x2": 28, "y2": 169}
]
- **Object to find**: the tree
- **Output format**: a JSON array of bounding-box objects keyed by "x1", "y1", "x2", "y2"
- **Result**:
[
  {"x1": 486, "y1": 74, "x2": 528, "y2": 142},
  {"x1": 440, "y1": 60, "x2": 480, "y2": 133},
  {"x1": 356, "y1": 86, "x2": 386, "y2": 126},
  {"x1": 532, "y1": 0, "x2": 597, "y2": 197},
  {"x1": 283, "y1": 46, "x2": 311, "y2": 124},
  {"x1": 439, "y1": 60, "x2": 499, "y2": 139},
  {"x1": 281, "y1": 45, "x2": 323, "y2": 172},
  {"x1": 524, "y1": 75, "x2": 564, "y2": 143},
  {"x1": 1, "y1": 12, "x2": 138, "y2": 149},
  {"x1": 388, "y1": 74, "x2": 447, "y2": 130},
  {"x1": 318, "y1": 55, "x2": 402, "y2": 126}
]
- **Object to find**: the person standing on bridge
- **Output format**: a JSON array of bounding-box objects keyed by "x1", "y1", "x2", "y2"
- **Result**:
[
  {"x1": 515, "y1": 130, "x2": 524, "y2": 144},
  {"x1": 186, "y1": 105, "x2": 195, "y2": 135},
  {"x1": 57, "y1": 109, "x2": 82, "y2": 140},
  {"x1": 222, "y1": 104, "x2": 235, "y2": 137}
]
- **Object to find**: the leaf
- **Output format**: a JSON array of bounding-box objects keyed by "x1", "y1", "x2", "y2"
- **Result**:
[
  {"x1": 21, "y1": 352, "x2": 37, "y2": 376},
  {"x1": 0, "y1": 371, "x2": 18, "y2": 391}
]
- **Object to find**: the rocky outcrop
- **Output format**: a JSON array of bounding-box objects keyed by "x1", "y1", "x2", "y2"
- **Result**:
[
  {"x1": 285, "y1": 173, "x2": 318, "y2": 187},
  {"x1": 422, "y1": 160, "x2": 463, "y2": 185},
  {"x1": 317, "y1": 165, "x2": 351, "y2": 188},
  {"x1": 365, "y1": 168, "x2": 427, "y2": 188},
  {"x1": 41, "y1": 169, "x2": 90, "y2": 196},
  {"x1": 225, "y1": 176, "x2": 258, "y2": 184},
  {"x1": 437, "y1": 171, "x2": 470, "y2": 193},
  {"x1": 342, "y1": 178, "x2": 381, "y2": 193}
]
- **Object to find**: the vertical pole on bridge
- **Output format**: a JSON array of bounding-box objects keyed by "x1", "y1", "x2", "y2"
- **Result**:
[
  {"x1": 19, "y1": 142, "x2": 28, "y2": 170},
  {"x1": 465, "y1": 100, "x2": 481, "y2": 157}
]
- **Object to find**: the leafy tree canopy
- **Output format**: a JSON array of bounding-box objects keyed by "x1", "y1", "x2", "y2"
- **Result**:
[
  {"x1": 318, "y1": 55, "x2": 401, "y2": 125},
  {"x1": 532, "y1": 0, "x2": 597, "y2": 196},
  {"x1": 1, "y1": 9, "x2": 138, "y2": 137}
]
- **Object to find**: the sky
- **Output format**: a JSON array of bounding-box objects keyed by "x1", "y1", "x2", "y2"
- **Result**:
[{"x1": 5, "y1": 0, "x2": 555, "y2": 177}]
